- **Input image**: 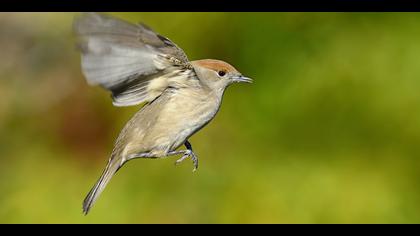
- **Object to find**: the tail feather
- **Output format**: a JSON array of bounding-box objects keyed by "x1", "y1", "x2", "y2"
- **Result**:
[{"x1": 82, "y1": 158, "x2": 122, "y2": 215}]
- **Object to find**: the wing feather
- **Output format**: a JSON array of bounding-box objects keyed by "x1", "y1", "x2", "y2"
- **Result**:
[{"x1": 73, "y1": 12, "x2": 195, "y2": 106}]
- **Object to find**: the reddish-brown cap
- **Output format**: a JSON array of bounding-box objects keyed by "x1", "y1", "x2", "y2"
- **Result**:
[{"x1": 192, "y1": 59, "x2": 239, "y2": 74}]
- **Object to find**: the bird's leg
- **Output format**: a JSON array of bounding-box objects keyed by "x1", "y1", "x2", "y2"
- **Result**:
[
  {"x1": 127, "y1": 141, "x2": 198, "y2": 172},
  {"x1": 185, "y1": 141, "x2": 199, "y2": 172},
  {"x1": 174, "y1": 140, "x2": 198, "y2": 172}
]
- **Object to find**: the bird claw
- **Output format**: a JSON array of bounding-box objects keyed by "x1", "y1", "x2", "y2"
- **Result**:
[
  {"x1": 174, "y1": 150, "x2": 198, "y2": 172},
  {"x1": 175, "y1": 153, "x2": 189, "y2": 165}
]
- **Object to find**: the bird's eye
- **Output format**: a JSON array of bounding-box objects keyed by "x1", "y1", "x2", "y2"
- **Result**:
[{"x1": 218, "y1": 70, "x2": 226, "y2": 77}]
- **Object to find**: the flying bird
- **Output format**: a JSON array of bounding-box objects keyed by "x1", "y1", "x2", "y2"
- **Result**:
[{"x1": 73, "y1": 13, "x2": 252, "y2": 214}]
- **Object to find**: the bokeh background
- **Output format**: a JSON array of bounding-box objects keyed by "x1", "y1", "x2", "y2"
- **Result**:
[{"x1": 1, "y1": 12, "x2": 420, "y2": 223}]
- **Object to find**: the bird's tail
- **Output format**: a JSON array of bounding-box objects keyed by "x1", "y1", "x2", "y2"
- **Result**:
[{"x1": 82, "y1": 154, "x2": 122, "y2": 215}]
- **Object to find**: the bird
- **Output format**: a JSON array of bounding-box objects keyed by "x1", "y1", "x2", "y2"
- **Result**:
[{"x1": 73, "y1": 12, "x2": 252, "y2": 215}]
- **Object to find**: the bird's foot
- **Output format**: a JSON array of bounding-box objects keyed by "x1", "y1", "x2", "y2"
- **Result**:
[{"x1": 175, "y1": 150, "x2": 198, "y2": 172}]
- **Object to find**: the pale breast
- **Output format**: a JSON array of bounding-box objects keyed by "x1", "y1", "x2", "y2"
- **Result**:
[{"x1": 145, "y1": 87, "x2": 222, "y2": 153}]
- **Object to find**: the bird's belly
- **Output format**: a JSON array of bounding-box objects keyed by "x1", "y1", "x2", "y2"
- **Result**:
[
  {"x1": 147, "y1": 93, "x2": 220, "y2": 153},
  {"x1": 170, "y1": 113, "x2": 213, "y2": 149}
]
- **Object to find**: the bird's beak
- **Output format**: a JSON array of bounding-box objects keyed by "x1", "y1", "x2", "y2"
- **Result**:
[{"x1": 232, "y1": 75, "x2": 253, "y2": 83}]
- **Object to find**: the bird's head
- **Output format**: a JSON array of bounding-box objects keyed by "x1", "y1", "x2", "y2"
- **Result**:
[{"x1": 191, "y1": 59, "x2": 252, "y2": 92}]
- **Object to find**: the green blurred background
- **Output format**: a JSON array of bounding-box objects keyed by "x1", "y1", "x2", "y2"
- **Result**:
[{"x1": 1, "y1": 12, "x2": 420, "y2": 223}]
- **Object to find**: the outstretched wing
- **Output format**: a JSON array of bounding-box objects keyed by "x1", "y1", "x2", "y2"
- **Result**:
[{"x1": 73, "y1": 12, "x2": 195, "y2": 106}]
